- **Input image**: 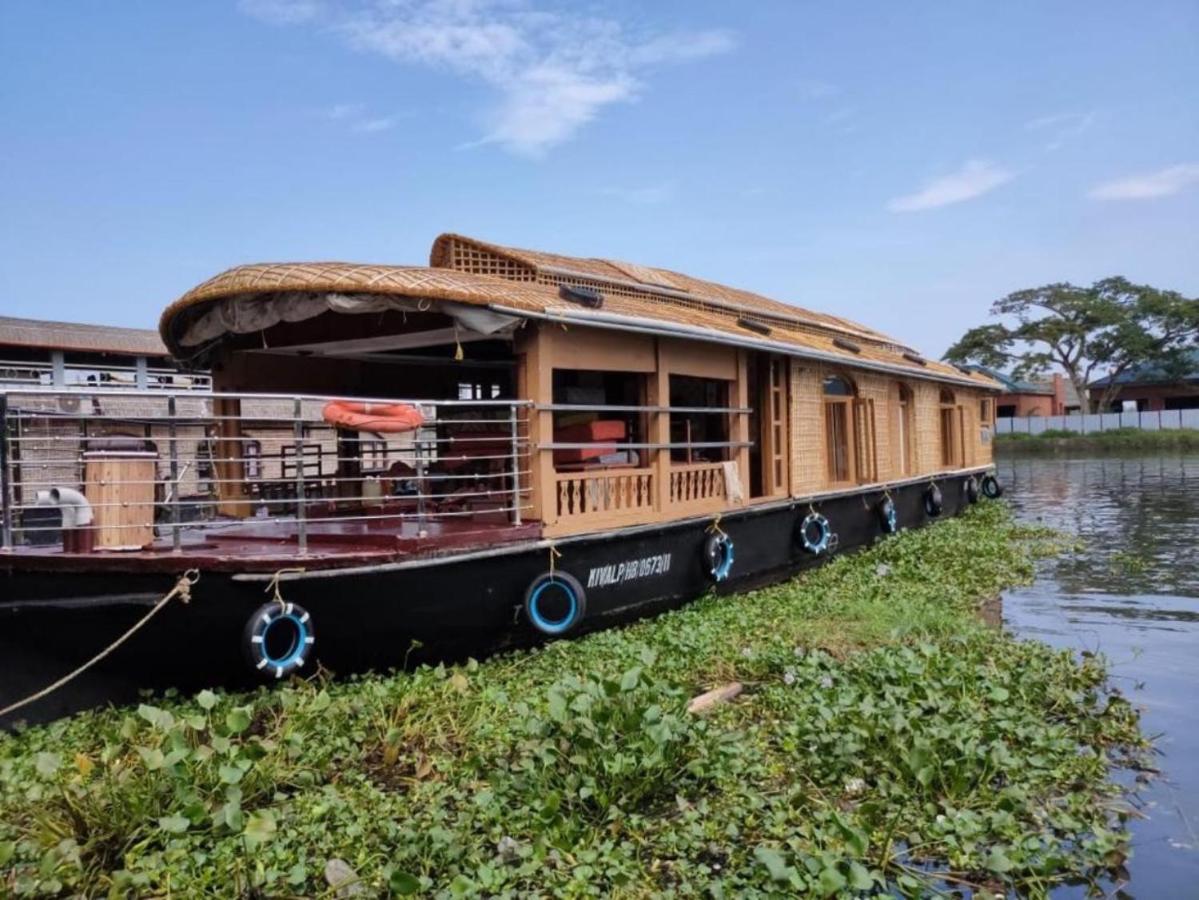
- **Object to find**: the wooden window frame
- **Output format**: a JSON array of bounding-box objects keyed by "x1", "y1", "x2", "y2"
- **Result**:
[{"x1": 823, "y1": 374, "x2": 857, "y2": 486}]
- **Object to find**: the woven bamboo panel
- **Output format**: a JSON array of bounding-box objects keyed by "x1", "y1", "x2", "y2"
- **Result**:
[{"x1": 789, "y1": 363, "x2": 825, "y2": 495}]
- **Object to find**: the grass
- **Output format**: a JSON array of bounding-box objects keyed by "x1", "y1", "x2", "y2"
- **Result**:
[
  {"x1": 997, "y1": 426, "x2": 1199, "y2": 452},
  {"x1": 0, "y1": 503, "x2": 1148, "y2": 898}
]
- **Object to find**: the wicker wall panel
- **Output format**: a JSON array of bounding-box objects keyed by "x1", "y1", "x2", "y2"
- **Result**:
[{"x1": 789, "y1": 362, "x2": 825, "y2": 496}]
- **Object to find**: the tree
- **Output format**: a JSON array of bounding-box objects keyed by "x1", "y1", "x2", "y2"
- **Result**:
[{"x1": 944, "y1": 277, "x2": 1199, "y2": 413}]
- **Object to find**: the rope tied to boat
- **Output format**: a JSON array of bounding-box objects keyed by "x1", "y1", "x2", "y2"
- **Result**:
[
  {"x1": 264, "y1": 567, "x2": 306, "y2": 602},
  {"x1": 0, "y1": 569, "x2": 201, "y2": 720},
  {"x1": 547, "y1": 542, "x2": 562, "y2": 579},
  {"x1": 706, "y1": 513, "x2": 727, "y2": 539}
]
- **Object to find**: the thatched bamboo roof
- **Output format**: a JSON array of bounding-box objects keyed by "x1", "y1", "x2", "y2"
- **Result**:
[{"x1": 159, "y1": 234, "x2": 998, "y2": 390}]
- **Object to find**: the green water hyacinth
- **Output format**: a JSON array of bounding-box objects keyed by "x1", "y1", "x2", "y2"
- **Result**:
[{"x1": 0, "y1": 503, "x2": 1148, "y2": 897}]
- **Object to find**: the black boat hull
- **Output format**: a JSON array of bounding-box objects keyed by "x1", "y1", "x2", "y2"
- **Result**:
[{"x1": 1, "y1": 472, "x2": 986, "y2": 726}]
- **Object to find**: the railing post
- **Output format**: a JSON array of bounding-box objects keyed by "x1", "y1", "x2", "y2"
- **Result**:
[
  {"x1": 293, "y1": 397, "x2": 308, "y2": 556},
  {"x1": 0, "y1": 394, "x2": 12, "y2": 551},
  {"x1": 415, "y1": 438, "x2": 428, "y2": 538},
  {"x1": 509, "y1": 403, "x2": 522, "y2": 525},
  {"x1": 168, "y1": 394, "x2": 182, "y2": 552}
]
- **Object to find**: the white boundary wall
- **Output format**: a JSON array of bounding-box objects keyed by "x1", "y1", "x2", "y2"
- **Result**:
[{"x1": 996, "y1": 408, "x2": 1199, "y2": 435}]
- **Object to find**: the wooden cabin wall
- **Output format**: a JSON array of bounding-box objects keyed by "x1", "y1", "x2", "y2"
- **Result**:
[
  {"x1": 520, "y1": 324, "x2": 996, "y2": 532},
  {"x1": 790, "y1": 360, "x2": 997, "y2": 496},
  {"x1": 521, "y1": 324, "x2": 747, "y2": 534}
]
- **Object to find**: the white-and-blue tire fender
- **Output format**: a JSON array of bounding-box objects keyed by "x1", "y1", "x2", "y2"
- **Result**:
[
  {"x1": 981, "y1": 474, "x2": 1004, "y2": 499},
  {"x1": 798, "y1": 512, "x2": 832, "y2": 554},
  {"x1": 924, "y1": 483, "x2": 944, "y2": 517},
  {"x1": 243, "y1": 600, "x2": 315, "y2": 679},
  {"x1": 702, "y1": 532, "x2": 735, "y2": 582},
  {"x1": 877, "y1": 497, "x2": 898, "y2": 534},
  {"x1": 523, "y1": 571, "x2": 587, "y2": 636}
]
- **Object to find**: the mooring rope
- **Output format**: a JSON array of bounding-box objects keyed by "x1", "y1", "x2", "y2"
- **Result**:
[
  {"x1": 0, "y1": 569, "x2": 201, "y2": 720},
  {"x1": 264, "y1": 567, "x2": 306, "y2": 602}
]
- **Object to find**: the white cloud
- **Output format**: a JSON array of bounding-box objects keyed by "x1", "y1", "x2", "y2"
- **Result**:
[
  {"x1": 354, "y1": 116, "x2": 399, "y2": 133},
  {"x1": 243, "y1": 1, "x2": 734, "y2": 157},
  {"x1": 1088, "y1": 163, "x2": 1199, "y2": 200},
  {"x1": 887, "y1": 160, "x2": 1015, "y2": 213},
  {"x1": 1025, "y1": 110, "x2": 1096, "y2": 151},
  {"x1": 320, "y1": 103, "x2": 402, "y2": 134}
]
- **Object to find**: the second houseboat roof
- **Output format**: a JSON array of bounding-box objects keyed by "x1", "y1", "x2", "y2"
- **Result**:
[{"x1": 160, "y1": 233, "x2": 999, "y2": 391}]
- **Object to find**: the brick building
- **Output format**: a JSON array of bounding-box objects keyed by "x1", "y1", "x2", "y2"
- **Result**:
[
  {"x1": 965, "y1": 366, "x2": 1078, "y2": 417},
  {"x1": 1089, "y1": 350, "x2": 1199, "y2": 411}
]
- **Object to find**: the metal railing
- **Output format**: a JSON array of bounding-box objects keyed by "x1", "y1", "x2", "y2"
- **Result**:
[
  {"x1": 0, "y1": 359, "x2": 212, "y2": 392},
  {"x1": 0, "y1": 388, "x2": 531, "y2": 555}
]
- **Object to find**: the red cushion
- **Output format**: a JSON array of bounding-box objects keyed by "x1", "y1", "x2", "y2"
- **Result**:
[{"x1": 554, "y1": 420, "x2": 626, "y2": 442}]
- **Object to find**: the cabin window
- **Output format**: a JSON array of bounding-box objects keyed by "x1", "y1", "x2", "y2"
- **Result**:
[
  {"x1": 897, "y1": 384, "x2": 914, "y2": 475},
  {"x1": 979, "y1": 398, "x2": 992, "y2": 425},
  {"x1": 550, "y1": 369, "x2": 646, "y2": 471},
  {"x1": 669, "y1": 375, "x2": 731, "y2": 463},
  {"x1": 940, "y1": 389, "x2": 960, "y2": 468},
  {"x1": 823, "y1": 375, "x2": 855, "y2": 483},
  {"x1": 457, "y1": 381, "x2": 502, "y2": 400}
]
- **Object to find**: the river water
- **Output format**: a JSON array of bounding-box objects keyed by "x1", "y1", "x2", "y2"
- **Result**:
[{"x1": 997, "y1": 453, "x2": 1199, "y2": 896}]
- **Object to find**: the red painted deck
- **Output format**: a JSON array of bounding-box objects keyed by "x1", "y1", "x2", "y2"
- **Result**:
[{"x1": 0, "y1": 513, "x2": 543, "y2": 574}]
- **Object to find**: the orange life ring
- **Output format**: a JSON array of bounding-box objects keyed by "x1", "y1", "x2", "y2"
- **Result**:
[{"x1": 322, "y1": 401, "x2": 423, "y2": 434}]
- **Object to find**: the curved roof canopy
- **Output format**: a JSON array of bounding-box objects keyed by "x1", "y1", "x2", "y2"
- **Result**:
[{"x1": 159, "y1": 233, "x2": 998, "y2": 390}]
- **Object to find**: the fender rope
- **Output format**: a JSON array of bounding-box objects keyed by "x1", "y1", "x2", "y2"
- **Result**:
[
  {"x1": 264, "y1": 567, "x2": 306, "y2": 602},
  {"x1": 548, "y1": 542, "x2": 561, "y2": 579},
  {"x1": 706, "y1": 514, "x2": 727, "y2": 539},
  {"x1": 0, "y1": 569, "x2": 201, "y2": 720}
]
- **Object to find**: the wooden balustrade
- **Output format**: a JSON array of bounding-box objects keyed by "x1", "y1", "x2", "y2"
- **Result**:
[
  {"x1": 669, "y1": 462, "x2": 728, "y2": 511},
  {"x1": 555, "y1": 467, "x2": 655, "y2": 526}
]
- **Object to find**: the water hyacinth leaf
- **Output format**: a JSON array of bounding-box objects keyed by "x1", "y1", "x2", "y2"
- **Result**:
[
  {"x1": 754, "y1": 847, "x2": 792, "y2": 883},
  {"x1": 34, "y1": 752, "x2": 61, "y2": 778},
  {"x1": 158, "y1": 815, "x2": 190, "y2": 834},
  {"x1": 137, "y1": 704, "x2": 174, "y2": 730},
  {"x1": 219, "y1": 763, "x2": 245, "y2": 784},
  {"x1": 986, "y1": 846, "x2": 1015, "y2": 873},
  {"x1": 817, "y1": 864, "x2": 847, "y2": 895},
  {"x1": 243, "y1": 809, "x2": 277, "y2": 848},
  {"x1": 196, "y1": 689, "x2": 218, "y2": 710},
  {"x1": 389, "y1": 869, "x2": 421, "y2": 894},
  {"x1": 620, "y1": 667, "x2": 642, "y2": 692},
  {"x1": 136, "y1": 746, "x2": 165, "y2": 771},
  {"x1": 225, "y1": 706, "x2": 252, "y2": 734},
  {"x1": 847, "y1": 861, "x2": 875, "y2": 891}
]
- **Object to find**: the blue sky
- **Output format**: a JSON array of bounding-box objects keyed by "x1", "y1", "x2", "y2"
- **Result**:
[{"x1": 1, "y1": 0, "x2": 1196, "y2": 356}]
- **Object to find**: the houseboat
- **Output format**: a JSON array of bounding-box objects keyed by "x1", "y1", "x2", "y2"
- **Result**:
[{"x1": 0, "y1": 234, "x2": 1002, "y2": 724}]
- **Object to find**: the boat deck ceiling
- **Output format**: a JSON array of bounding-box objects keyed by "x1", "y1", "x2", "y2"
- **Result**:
[{"x1": 1, "y1": 516, "x2": 542, "y2": 575}]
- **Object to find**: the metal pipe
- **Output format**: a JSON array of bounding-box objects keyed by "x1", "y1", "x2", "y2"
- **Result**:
[
  {"x1": 293, "y1": 397, "x2": 307, "y2": 556},
  {"x1": 0, "y1": 394, "x2": 11, "y2": 551},
  {"x1": 45, "y1": 486, "x2": 94, "y2": 528},
  {"x1": 509, "y1": 403, "x2": 521, "y2": 525},
  {"x1": 168, "y1": 394, "x2": 181, "y2": 552}
]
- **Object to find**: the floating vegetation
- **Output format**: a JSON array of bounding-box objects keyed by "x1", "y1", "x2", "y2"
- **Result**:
[{"x1": 0, "y1": 504, "x2": 1148, "y2": 897}]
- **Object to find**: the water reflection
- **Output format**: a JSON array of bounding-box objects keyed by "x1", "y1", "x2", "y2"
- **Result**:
[{"x1": 998, "y1": 453, "x2": 1199, "y2": 896}]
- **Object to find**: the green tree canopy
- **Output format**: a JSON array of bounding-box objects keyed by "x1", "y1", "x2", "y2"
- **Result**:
[{"x1": 944, "y1": 277, "x2": 1199, "y2": 413}]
